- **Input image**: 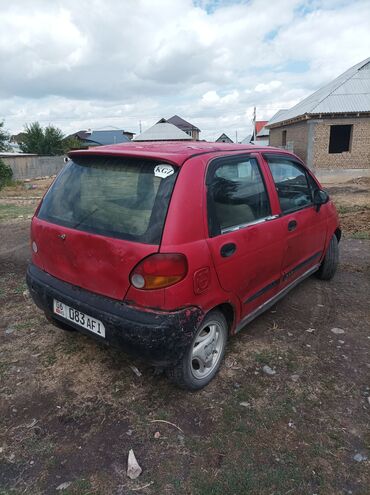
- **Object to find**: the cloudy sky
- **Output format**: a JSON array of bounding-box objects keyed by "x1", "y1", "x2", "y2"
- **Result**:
[{"x1": 0, "y1": 0, "x2": 369, "y2": 141}]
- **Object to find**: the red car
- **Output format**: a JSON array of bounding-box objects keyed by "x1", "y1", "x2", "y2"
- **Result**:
[{"x1": 27, "y1": 142, "x2": 340, "y2": 390}]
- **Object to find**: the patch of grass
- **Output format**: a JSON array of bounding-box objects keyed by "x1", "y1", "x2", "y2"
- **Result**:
[
  {"x1": 13, "y1": 282, "x2": 27, "y2": 295},
  {"x1": 254, "y1": 349, "x2": 277, "y2": 366},
  {"x1": 336, "y1": 204, "x2": 370, "y2": 214},
  {"x1": 0, "y1": 361, "x2": 9, "y2": 379},
  {"x1": 43, "y1": 352, "x2": 57, "y2": 367},
  {"x1": 350, "y1": 231, "x2": 370, "y2": 239},
  {"x1": 23, "y1": 435, "x2": 54, "y2": 458},
  {"x1": 14, "y1": 318, "x2": 38, "y2": 331},
  {"x1": 0, "y1": 203, "x2": 36, "y2": 221},
  {"x1": 191, "y1": 460, "x2": 307, "y2": 495},
  {"x1": 64, "y1": 479, "x2": 97, "y2": 495}
]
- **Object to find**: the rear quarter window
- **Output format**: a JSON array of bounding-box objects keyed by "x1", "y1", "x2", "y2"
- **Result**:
[{"x1": 37, "y1": 156, "x2": 178, "y2": 244}]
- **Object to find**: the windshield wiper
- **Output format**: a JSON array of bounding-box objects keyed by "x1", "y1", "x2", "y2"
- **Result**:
[{"x1": 72, "y1": 207, "x2": 99, "y2": 229}]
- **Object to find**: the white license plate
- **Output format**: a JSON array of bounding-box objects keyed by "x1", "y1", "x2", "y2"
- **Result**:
[{"x1": 53, "y1": 299, "x2": 105, "y2": 338}]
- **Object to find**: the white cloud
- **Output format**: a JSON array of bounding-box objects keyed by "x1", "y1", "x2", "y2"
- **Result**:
[
  {"x1": 255, "y1": 81, "x2": 282, "y2": 93},
  {"x1": 0, "y1": 0, "x2": 369, "y2": 141}
]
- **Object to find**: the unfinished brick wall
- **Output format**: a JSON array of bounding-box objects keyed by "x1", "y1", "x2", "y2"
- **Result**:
[
  {"x1": 313, "y1": 117, "x2": 370, "y2": 169},
  {"x1": 269, "y1": 122, "x2": 308, "y2": 162},
  {"x1": 269, "y1": 116, "x2": 370, "y2": 170}
]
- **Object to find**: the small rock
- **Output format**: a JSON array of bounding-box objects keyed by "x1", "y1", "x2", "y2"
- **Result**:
[
  {"x1": 9, "y1": 453, "x2": 15, "y2": 461},
  {"x1": 287, "y1": 332, "x2": 293, "y2": 337},
  {"x1": 239, "y1": 402, "x2": 251, "y2": 408},
  {"x1": 306, "y1": 344, "x2": 311, "y2": 348},
  {"x1": 127, "y1": 449, "x2": 142, "y2": 479},
  {"x1": 291, "y1": 374, "x2": 300, "y2": 382},
  {"x1": 233, "y1": 382, "x2": 241, "y2": 389},
  {"x1": 306, "y1": 328, "x2": 315, "y2": 333},
  {"x1": 30, "y1": 460, "x2": 34, "y2": 465},
  {"x1": 262, "y1": 365, "x2": 276, "y2": 376},
  {"x1": 56, "y1": 482, "x2": 72, "y2": 491},
  {"x1": 367, "y1": 397, "x2": 370, "y2": 406},
  {"x1": 126, "y1": 429, "x2": 133, "y2": 436},
  {"x1": 288, "y1": 420, "x2": 294, "y2": 428},
  {"x1": 317, "y1": 304, "x2": 324, "y2": 307},
  {"x1": 154, "y1": 431, "x2": 161, "y2": 439},
  {"x1": 338, "y1": 340, "x2": 345, "y2": 344},
  {"x1": 5, "y1": 326, "x2": 15, "y2": 335},
  {"x1": 331, "y1": 327, "x2": 345, "y2": 335},
  {"x1": 353, "y1": 453, "x2": 367, "y2": 462}
]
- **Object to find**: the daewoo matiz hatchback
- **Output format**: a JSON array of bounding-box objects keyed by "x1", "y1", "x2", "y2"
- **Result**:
[{"x1": 27, "y1": 142, "x2": 340, "y2": 390}]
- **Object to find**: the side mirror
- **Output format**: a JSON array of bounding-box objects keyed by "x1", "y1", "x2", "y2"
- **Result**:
[{"x1": 313, "y1": 189, "x2": 329, "y2": 211}]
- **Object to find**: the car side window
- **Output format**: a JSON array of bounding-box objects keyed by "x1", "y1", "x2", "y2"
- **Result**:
[
  {"x1": 207, "y1": 156, "x2": 271, "y2": 236},
  {"x1": 266, "y1": 157, "x2": 313, "y2": 214}
]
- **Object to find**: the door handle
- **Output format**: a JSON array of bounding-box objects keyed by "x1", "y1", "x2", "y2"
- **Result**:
[
  {"x1": 288, "y1": 220, "x2": 297, "y2": 232},
  {"x1": 220, "y1": 243, "x2": 237, "y2": 258}
]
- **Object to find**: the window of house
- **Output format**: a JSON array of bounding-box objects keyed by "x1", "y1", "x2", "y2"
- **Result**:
[
  {"x1": 328, "y1": 125, "x2": 352, "y2": 153},
  {"x1": 282, "y1": 130, "x2": 287, "y2": 147},
  {"x1": 206, "y1": 156, "x2": 271, "y2": 236},
  {"x1": 266, "y1": 157, "x2": 313, "y2": 214}
]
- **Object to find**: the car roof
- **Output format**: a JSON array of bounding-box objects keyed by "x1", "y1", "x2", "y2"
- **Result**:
[{"x1": 68, "y1": 141, "x2": 295, "y2": 167}]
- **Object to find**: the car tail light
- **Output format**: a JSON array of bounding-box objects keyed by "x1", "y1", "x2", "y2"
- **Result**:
[{"x1": 130, "y1": 253, "x2": 188, "y2": 290}]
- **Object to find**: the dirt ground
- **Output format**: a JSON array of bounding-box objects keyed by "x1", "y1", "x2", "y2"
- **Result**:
[{"x1": 0, "y1": 177, "x2": 369, "y2": 495}]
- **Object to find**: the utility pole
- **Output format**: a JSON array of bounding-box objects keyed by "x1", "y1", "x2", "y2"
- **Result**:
[
  {"x1": 253, "y1": 106, "x2": 256, "y2": 144},
  {"x1": 235, "y1": 130, "x2": 238, "y2": 144},
  {"x1": 139, "y1": 120, "x2": 142, "y2": 134}
]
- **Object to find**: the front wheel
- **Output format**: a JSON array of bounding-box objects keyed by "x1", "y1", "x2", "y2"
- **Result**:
[
  {"x1": 167, "y1": 310, "x2": 228, "y2": 390},
  {"x1": 315, "y1": 234, "x2": 339, "y2": 280}
]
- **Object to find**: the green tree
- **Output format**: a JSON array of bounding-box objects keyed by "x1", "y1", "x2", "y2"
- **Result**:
[
  {"x1": 19, "y1": 122, "x2": 77, "y2": 155},
  {"x1": 0, "y1": 120, "x2": 11, "y2": 152}
]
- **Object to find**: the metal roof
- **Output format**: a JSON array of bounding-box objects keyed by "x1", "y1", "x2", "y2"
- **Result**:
[
  {"x1": 88, "y1": 130, "x2": 130, "y2": 145},
  {"x1": 133, "y1": 122, "x2": 192, "y2": 141},
  {"x1": 267, "y1": 57, "x2": 370, "y2": 127},
  {"x1": 256, "y1": 126, "x2": 269, "y2": 137},
  {"x1": 166, "y1": 115, "x2": 200, "y2": 132}
]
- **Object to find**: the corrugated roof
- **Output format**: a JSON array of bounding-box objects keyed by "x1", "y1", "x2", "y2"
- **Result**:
[
  {"x1": 256, "y1": 126, "x2": 269, "y2": 137},
  {"x1": 166, "y1": 115, "x2": 200, "y2": 132},
  {"x1": 240, "y1": 134, "x2": 253, "y2": 144},
  {"x1": 133, "y1": 122, "x2": 192, "y2": 141},
  {"x1": 255, "y1": 121, "x2": 268, "y2": 134},
  {"x1": 267, "y1": 57, "x2": 370, "y2": 126},
  {"x1": 88, "y1": 130, "x2": 130, "y2": 145}
]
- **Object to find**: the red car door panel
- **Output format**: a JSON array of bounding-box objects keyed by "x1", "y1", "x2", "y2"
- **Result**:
[
  {"x1": 264, "y1": 155, "x2": 328, "y2": 286},
  {"x1": 205, "y1": 154, "x2": 285, "y2": 319}
]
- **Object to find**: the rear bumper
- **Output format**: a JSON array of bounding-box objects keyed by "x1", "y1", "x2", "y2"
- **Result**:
[{"x1": 26, "y1": 263, "x2": 203, "y2": 366}]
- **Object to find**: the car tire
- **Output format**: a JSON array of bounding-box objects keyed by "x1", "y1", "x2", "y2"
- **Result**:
[
  {"x1": 316, "y1": 234, "x2": 339, "y2": 280},
  {"x1": 45, "y1": 313, "x2": 75, "y2": 332},
  {"x1": 167, "y1": 310, "x2": 228, "y2": 391}
]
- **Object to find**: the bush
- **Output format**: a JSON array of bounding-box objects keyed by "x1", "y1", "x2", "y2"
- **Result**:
[{"x1": 0, "y1": 158, "x2": 13, "y2": 190}]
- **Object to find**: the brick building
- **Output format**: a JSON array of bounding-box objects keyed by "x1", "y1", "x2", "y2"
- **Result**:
[{"x1": 266, "y1": 57, "x2": 370, "y2": 170}]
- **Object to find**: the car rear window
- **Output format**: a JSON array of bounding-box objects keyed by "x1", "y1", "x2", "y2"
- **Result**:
[{"x1": 37, "y1": 156, "x2": 178, "y2": 244}]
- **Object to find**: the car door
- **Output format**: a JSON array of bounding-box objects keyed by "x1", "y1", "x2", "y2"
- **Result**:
[
  {"x1": 205, "y1": 154, "x2": 286, "y2": 320},
  {"x1": 264, "y1": 154, "x2": 328, "y2": 287}
]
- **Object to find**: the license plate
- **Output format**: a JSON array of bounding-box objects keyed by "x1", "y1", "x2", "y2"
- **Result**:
[{"x1": 53, "y1": 299, "x2": 105, "y2": 338}]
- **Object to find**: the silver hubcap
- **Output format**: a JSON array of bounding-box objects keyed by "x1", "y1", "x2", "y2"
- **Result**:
[{"x1": 190, "y1": 320, "x2": 225, "y2": 380}]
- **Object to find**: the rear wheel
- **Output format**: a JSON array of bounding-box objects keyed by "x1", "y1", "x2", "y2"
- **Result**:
[
  {"x1": 316, "y1": 234, "x2": 339, "y2": 280},
  {"x1": 167, "y1": 310, "x2": 228, "y2": 390}
]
